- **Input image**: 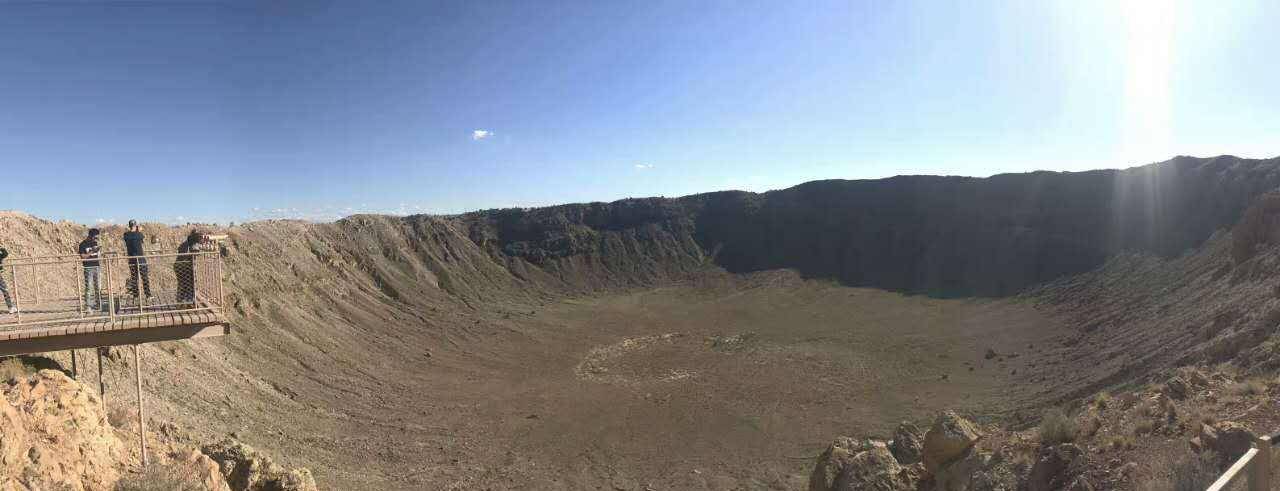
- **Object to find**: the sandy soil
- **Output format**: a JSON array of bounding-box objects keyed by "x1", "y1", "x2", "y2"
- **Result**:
[{"x1": 265, "y1": 270, "x2": 1070, "y2": 489}]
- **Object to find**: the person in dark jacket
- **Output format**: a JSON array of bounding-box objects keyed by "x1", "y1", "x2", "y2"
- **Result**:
[
  {"x1": 78, "y1": 229, "x2": 103, "y2": 311},
  {"x1": 123, "y1": 220, "x2": 152, "y2": 300},
  {"x1": 0, "y1": 244, "x2": 14, "y2": 314},
  {"x1": 175, "y1": 230, "x2": 213, "y2": 304}
]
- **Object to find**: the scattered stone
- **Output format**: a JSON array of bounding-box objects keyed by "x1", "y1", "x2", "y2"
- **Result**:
[{"x1": 984, "y1": 348, "x2": 998, "y2": 360}]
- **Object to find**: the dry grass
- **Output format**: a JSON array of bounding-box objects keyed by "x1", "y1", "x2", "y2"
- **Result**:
[
  {"x1": 114, "y1": 462, "x2": 206, "y2": 491},
  {"x1": 1227, "y1": 378, "x2": 1267, "y2": 397},
  {"x1": 1132, "y1": 418, "x2": 1157, "y2": 436},
  {"x1": 1138, "y1": 451, "x2": 1220, "y2": 491},
  {"x1": 1093, "y1": 391, "x2": 1112, "y2": 410},
  {"x1": 1038, "y1": 407, "x2": 1077, "y2": 446},
  {"x1": 1108, "y1": 434, "x2": 1134, "y2": 451},
  {"x1": 0, "y1": 357, "x2": 28, "y2": 382}
]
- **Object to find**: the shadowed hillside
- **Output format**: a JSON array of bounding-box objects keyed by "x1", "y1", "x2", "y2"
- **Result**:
[{"x1": 464, "y1": 155, "x2": 1280, "y2": 296}]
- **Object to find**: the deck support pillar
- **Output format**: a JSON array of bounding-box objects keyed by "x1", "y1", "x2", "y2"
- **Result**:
[
  {"x1": 133, "y1": 344, "x2": 147, "y2": 466},
  {"x1": 70, "y1": 349, "x2": 77, "y2": 379},
  {"x1": 97, "y1": 347, "x2": 105, "y2": 410}
]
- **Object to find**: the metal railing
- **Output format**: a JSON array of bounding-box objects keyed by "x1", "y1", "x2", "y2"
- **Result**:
[
  {"x1": 1208, "y1": 434, "x2": 1274, "y2": 491},
  {"x1": 0, "y1": 250, "x2": 225, "y2": 331}
]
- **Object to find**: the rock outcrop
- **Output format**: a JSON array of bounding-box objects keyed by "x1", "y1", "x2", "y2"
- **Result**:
[
  {"x1": 0, "y1": 370, "x2": 124, "y2": 491},
  {"x1": 202, "y1": 438, "x2": 318, "y2": 491},
  {"x1": 922, "y1": 410, "x2": 983, "y2": 473},
  {"x1": 809, "y1": 438, "x2": 915, "y2": 491},
  {"x1": 811, "y1": 411, "x2": 1019, "y2": 491},
  {"x1": 1191, "y1": 421, "x2": 1256, "y2": 463},
  {"x1": 889, "y1": 421, "x2": 924, "y2": 465}
]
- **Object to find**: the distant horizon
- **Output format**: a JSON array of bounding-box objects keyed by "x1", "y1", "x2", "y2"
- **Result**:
[
  {"x1": 4, "y1": 152, "x2": 1275, "y2": 227},
  {"x1": 3, "y1": 1, "x2": 1278, "y2": 225}
]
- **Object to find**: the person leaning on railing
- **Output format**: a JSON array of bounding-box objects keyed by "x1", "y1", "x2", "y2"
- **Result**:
[
  {"x1": 78, "y1": 228, "x2": 103, "y2": 312},
  {"x1": 175, "y1": 230, "x2": 214, "y2": 305},
  {"x1": 0, "y1": 244, "x2": 14, "y2": 314},
  {"x1": 123, "y1": 219, "x2": 153, "y2": 300}
]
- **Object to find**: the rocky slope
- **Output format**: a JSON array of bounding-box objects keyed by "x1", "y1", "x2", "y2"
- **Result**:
[{"x1": 464, "y1": 155, "x2": 1280, "y2": 296}]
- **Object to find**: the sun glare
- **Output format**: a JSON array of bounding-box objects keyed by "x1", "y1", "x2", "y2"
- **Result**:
[{"x1": 1121, "y1": 0, "x2": 1177, "y2": 164}]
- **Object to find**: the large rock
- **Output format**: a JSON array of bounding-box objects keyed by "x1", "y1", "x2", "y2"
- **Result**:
[
  {"x1": 1164, "y1": 376, "x2": 1189, "y2": 400},
  {"x1": 931, "y1": 448, "x2": 1020, "y2": 491},
  {"x1": 202, "y1": 438, "x2": 318, "y2": 491},
  {"x1": 0, "y1": 369, "x2": 124, "y2": 491},
  {"x1": 1198, "y1": 421, "x2": 1255, "y2": 463},
  {"x1": 889, "y1": 421, "x2": 924, "y2": 465},
  {"x1": 1027, "y1": 444, "x2": 1085, "y2": 491},
  {"x1": 923, "y1": 411, "x2": 983, "y2": 473},
  {"x1": 810, "y1": 438, "x2": 915, "y2": 491}
]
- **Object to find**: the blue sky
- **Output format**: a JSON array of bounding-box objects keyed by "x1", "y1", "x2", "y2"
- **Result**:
[{"x1": 1, "y1": 0, "x2": 1277, "y2": 225}]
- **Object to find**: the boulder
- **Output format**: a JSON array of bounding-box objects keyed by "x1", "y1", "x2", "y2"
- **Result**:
[
  {"x1": 1199, "y1": 421, "x2": 1254, "y2": 463},
  {"x1": 202, "y1": 438, "x2": 318, "y2": 491},
  {"x1": 889, "y1": 421, "x2": 924, "y2": 465},
  {"x1": 1027, "y1": 444, "x2": 1085, "y2": 491},
  {"x1": 931, "y1": 448, "x2": 1020, "y2": 491},
  {"x1": 923, "y1": 411, "x2": 983, "y2": 473},
  {"x1": 810, "y1": 438, "x2": 915, "y2": 491},
  {"x1": 1164, "y1": 376, "x2": 1189, "y2": 400}
]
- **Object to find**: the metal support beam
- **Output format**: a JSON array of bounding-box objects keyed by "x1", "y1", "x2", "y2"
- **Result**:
[
  {"x1": 133, "y1": 344, "x2": 147, "y2": 466},
  {"x1": 97, "y1": 347, "x2": 105, "y2": 410}
]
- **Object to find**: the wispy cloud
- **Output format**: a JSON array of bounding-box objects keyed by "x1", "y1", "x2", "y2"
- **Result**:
[
  {"x1": 634, "y1": 163, "x2": 654, "y2": 170},
  {"x1": 472, "y1": 129, "x2": 493, "y2": 141}
]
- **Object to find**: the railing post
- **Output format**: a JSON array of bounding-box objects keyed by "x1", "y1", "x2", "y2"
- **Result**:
[
  {"x1": 105, "y1": 256, "x2": 114, "y2": 321},
  {"x1": 1252, "y1": 435, "x2": 1272, "y2": 491},
  {"x1": 12, "y1": 265, "x2": 20, "y2": 323}
]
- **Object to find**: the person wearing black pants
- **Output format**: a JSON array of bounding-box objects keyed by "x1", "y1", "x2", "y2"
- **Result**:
[{"x1": 123, "y1": 220, "x2": 152, "y2": 301}]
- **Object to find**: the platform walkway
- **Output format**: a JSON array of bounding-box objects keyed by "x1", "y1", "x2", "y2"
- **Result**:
[{"x1": 0, "y1": 250, "x2": 230, "y2": 356}]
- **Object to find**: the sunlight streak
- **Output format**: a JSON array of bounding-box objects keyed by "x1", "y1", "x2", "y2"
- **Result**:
[{"x1": 1121, "y1": 0, "x2": 1177, "y2": 164}]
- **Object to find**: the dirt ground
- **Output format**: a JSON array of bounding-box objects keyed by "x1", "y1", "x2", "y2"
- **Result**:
[{"x1": 253, "y1": 270, "x2": 1067, "y2": 489}]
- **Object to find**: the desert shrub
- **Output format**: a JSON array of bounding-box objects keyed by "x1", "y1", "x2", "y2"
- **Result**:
[
  {"x1": 1115, "y1": 391, "x2": 1139, "y2": 409},
  {"x1": 0, "y1": 357, "x2": 29, "y2": 381},
  {"x1": 1108, "y1": 435, "x2": 1134, "y2": 451},
  {"x1": 114, "y1": 462, "x2": 205, "y2": 491},
  {"x1": 1231, "y1": 193, "x2": 1280, "y2": 264},
  {"x1": 1227, "y1": 378, "x2": 1267, "y2": 397},
  {"x1": 1139, "y1": 451, "x2": 1219, "y2": 491},
  {"x1": 1132, "y1": 418, "x2": 1157, "y2": 435},
  {"x1": 1094, "y1": 391, "x2": 1112, "y2": 410},
  {"x1": 1038, "y1": 408, "x2": 1077, "y2": 445}
]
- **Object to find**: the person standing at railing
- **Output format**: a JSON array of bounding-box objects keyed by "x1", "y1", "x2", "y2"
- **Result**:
[
  {"x1": 175, "y1": 230, "x2": 213, "y2": 305},
  {"x1": 78, "y1": 228, "x2": 103, "y2": 312},
  {"x1": 123, "y1": 220, "x2": 153, "y2": 301},
  {"x1": 0, "y1": 244, "x2": 14, "y2": 314}
]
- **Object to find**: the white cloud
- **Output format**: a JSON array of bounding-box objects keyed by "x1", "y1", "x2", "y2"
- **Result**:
[
  {"x1": 472, "y1": 129, "x2": 493, "y2": 141},
  {"x1": 634, "y1": 163, "x2": 654, "y2": 170}
]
